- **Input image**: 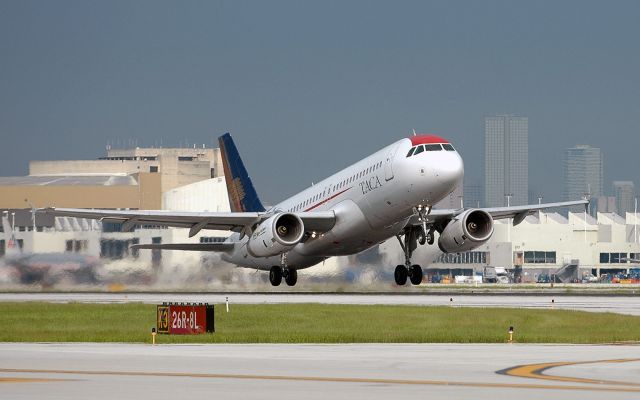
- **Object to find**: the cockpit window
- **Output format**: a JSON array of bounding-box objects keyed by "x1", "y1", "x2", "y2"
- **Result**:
[
  {"x1": 442, "y1": 144, "x2": 455, "y2": 151},
  {"x1": 413, "y1": 145, "x2": 425, "y2": 155},
  {"x1": 406, "y1": 147, "x2": 416, "y2": 157},
  {"x1": 424, "y1": 144, "x2": 442, "y2": 151}
]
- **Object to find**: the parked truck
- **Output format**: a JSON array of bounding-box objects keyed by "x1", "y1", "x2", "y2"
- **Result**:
[{"x1": 483, "y1": 266, "x2": 511, "y2": 283}]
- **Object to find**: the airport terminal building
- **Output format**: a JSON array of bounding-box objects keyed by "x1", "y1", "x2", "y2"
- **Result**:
[{"x1": 428, "y1": 211, "x2": 640, "y2": 282}]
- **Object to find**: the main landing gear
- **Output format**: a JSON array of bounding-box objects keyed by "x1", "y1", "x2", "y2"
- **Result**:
[
  {"x1": 393, "y1": 205, "x2": 433, "y2": 286},
  {"x1": 269, "y1": 266, "x2": 298, "y2": 286},
  {"x1": 269, "y1": 253, "x2": 298, "y2": 286}
]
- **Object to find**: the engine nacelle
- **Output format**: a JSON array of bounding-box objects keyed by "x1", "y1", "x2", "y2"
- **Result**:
[
  {"x1": 438, "y1": 209, "x2": 494, "y2": 253},
  {"x1": 247, "y1": 213, "x2": 305, "y2": 257}
]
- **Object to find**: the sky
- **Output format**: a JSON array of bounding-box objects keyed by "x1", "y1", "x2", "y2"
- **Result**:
[{"x1": 0, "y1": 0, "x2": 638, "y2": 204}]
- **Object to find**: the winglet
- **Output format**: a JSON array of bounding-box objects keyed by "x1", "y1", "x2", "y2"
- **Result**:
[{"x1": 218, "y1": 133, "x2": 266, "y2": 212}]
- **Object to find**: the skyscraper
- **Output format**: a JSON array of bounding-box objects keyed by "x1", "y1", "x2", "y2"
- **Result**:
[
  {"x1": 463, "y1": 180, "x2": 483, "y2": 208},
  {"x1": 613, "y1": 181, "x2": 635, "y2": 215},
  {"x1": 484, "y1": 115, "x2": 528, "y2": 207},
  {"x1": 563, "y1": 145, "x2": 603, "y2": 210}
]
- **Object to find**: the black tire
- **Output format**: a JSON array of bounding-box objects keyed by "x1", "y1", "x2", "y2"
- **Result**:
[
  {"x1": 426, "y1": 231, "x2": 434, "y2": 245},
  {"x1": 269, "y1": 266, "x2": 282, "y2": 286},
  {"x1": 285, "y1": 269, "x2": 298, "y2": 286},
  {"x1": 417, "y1": 229, "x2": 426, "y2": 245},
  {"x1": 394, "y1": 265, "x2": 408, "y2": 285},
  {"x1": 409, "y1": 265, "x2": 423, "y2": 285}
]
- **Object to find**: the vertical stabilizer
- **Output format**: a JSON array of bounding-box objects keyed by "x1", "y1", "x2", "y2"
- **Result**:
[{"x1": 218, "y1": 133, "x2": 266, "y2": 212}]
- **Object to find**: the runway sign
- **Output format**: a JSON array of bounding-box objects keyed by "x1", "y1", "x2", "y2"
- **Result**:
[{"x1": 156, "y1": 303, "x2": 215, "y2": 334}]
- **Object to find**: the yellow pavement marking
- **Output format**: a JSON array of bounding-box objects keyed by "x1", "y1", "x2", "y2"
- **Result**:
[
  {"x1": 1, "y1": 368, "x2": 640, "y2": 393},
  {"x1": 0, "y1": 377, "x2": 73, "y2": 384},
  {"x1": 498, "y1": 358, "x2": 640, "y2": 386}
]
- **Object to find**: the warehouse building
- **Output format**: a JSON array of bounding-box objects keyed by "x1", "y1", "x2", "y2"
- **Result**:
[{"x1": 0, "y1": 145, "x2": 222, "y2": 210}]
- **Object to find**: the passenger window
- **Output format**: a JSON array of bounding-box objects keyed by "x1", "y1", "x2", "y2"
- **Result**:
[
  {"x1": 443, "y1": 144, "x2": 455, "y2": 151},
  {"x1": 424, "y1": 144, "x2": 442, "y2": 151},
  {"x1": 413, "y1": 145, "x2": 425, "y2": 155}
]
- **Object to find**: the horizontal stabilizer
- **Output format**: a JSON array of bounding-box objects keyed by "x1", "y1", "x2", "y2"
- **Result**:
[{"x1": 131, "y1": 242, "x2": 236, "y2": 252}]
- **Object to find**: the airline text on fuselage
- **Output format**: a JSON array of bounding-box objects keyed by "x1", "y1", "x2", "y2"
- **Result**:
[{"x1": 360, "y1": 176, "x2": 383, "y2": 195}]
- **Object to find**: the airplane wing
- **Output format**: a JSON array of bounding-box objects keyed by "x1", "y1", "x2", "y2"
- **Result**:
[
  {"x1": 408, "y1": 199, "x2": 589, "y2": 228},
  {"x1": 131, "y1": 242, "x2": 236, "y2": 251},
  {"x1": 39, "y1": 207, "x2": 336, "y2": 237}
]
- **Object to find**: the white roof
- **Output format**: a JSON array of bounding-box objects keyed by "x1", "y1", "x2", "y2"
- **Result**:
[{"x1": 0, "y1": 175, "x2": 137, "y2": 186}]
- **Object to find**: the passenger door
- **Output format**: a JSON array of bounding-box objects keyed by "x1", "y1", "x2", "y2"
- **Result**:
[{"x1": 384, "y1": 144, "x2": 399, "y2": 181}]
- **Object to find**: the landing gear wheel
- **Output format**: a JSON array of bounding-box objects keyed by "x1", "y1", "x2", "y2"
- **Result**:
[
  {"x1": 426, "y1": 230, "x2": 434, "y2": 245},
  {"x1": 417, "y1": 230, "x2": 426, "y2": 245},
  {"x1": 269, "y1": 266, "x2": 282, "y2": 286},
  {"x1": 394, "y1": 265, "x2": 408, "y2": 286},
  {"x1": 285, "y1": 269, "x2": 298, "y2": 286},
  {"x1": 409, "y1": 265, "x2": 423, "y2": 285}
]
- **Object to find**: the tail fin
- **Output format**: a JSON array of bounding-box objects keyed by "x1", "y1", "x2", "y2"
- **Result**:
[{"x1": 218, "y1": 133, "x2": 266, "y2": 212}]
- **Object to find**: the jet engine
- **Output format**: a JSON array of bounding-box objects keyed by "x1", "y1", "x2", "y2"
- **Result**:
[
  {"x1": 247, "y1": 213, "x2": 305, "y2": 257},
  {"x1": 437, "y1": 209, "x2": 494, "y2": 253}
]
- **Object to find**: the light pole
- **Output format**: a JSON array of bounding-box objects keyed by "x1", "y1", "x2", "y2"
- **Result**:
[
  {"x1": 505, "y1": 193, "x2": 513, "y2": 243},
  {"x1": 583, "y1": 191, "x2": 591, "y2": 243},
  {"x1": 537, "y1": 195, "x2": 543, "y2": 220},
  {"x1": 632, "y1": 196, "x2": 638, "y2": 243}
]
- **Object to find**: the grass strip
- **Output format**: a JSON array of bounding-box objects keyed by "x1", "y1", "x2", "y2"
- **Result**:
[{"x1": 1, "y1": 302, "x2": 639, "y2": 344}]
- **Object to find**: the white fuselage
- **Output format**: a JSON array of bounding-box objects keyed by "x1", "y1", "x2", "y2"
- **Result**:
[{"x1": 223, "y1": 137, "x2": 464, "y2": 270}]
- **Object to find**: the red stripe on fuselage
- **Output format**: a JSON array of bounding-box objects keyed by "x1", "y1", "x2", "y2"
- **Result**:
[
  {"x1": 410, "y1": 134, "x2": 449, "y2": 145},
  {"x1": 304, "y1": 187, "x2": 351, "y2": 212}
]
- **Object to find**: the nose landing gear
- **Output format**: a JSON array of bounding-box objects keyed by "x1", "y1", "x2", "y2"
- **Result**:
[
  {"x1": 394, "y1": 205, "x2": 432, "y2": 286},
  {"x1": 395, "y1": 227, "x2": 425, "y2": 286}
]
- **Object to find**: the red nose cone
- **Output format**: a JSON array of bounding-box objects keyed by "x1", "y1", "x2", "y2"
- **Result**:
[{"x1": 410, "y1": 134, "x2": 449, "y2": 145}]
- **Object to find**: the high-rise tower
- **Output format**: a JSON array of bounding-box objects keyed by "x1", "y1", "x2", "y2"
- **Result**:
[
  {"x1": 563, "y1": 145, "x2": 603, "y2": 210},
  {"x1": 484, "y1": 115, "x2": 528, "y2": 207}
]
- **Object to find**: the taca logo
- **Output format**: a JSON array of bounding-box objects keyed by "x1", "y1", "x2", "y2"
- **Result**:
[{"x1": 360, "y1": 176, "x2": 382, "y2": 195}]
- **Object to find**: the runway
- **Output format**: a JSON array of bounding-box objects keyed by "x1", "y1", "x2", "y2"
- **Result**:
[
  {"x1": 1, "y1": 343, "x2": 639, "y2": 400},
  {"x1": 1, "y1": 292, "x2": 640, "y2": 315}
]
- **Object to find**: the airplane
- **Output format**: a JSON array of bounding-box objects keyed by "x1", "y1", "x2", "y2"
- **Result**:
[{"x1": 40, "y1": 133, "x2": 588, "y2": 287}]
